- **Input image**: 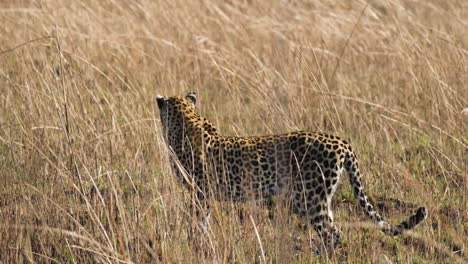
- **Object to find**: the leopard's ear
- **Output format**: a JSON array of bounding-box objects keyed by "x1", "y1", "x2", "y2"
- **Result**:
[
  {"x1": 185, "y1": 92, "x2": 197, "y2": 106},
  {"x1": 156, "y1": 95, "x2": 165, "y2": 109}
]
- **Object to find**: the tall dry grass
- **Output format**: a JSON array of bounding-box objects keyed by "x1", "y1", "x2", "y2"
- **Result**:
[{"x1": 0, "y1": 0, "x2": 466, "y2": 263}]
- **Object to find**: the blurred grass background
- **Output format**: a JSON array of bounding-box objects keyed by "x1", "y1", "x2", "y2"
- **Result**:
[{"x1": 0, "y1": 0, "x2": 466, "y2": 263}]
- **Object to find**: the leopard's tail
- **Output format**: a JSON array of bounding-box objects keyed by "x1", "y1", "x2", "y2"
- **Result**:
[{"x1": 344, "y1": 151, "x2": 428, "y2": 236}]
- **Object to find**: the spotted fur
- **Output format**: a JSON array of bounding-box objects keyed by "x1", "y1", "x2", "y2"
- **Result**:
[{"x1": 156, "y1": 92, "x2": 428, "y2": 252}]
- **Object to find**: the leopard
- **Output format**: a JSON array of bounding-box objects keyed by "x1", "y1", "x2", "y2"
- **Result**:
[{"x1": 156, "y1": 92, "x2": 428, "y2": 253}]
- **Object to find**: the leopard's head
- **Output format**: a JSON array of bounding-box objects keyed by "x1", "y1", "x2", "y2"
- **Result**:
[{"x1": 156, "y1": 92, "x2": 198, "y2": 137}]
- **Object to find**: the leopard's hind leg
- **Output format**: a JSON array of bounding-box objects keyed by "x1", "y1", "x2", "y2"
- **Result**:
[{"x1": 292, "y1": 172, "x2": 341, "y2": 254}]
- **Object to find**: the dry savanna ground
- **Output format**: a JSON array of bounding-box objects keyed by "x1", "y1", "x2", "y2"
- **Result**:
[{"x1": 0, "y1": 0, "x2": 467, "y2": 263}]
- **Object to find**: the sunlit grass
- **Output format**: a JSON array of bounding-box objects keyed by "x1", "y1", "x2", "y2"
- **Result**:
[{"x1": 0, "y1": 0, "x2": 466, "y2": 263}]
